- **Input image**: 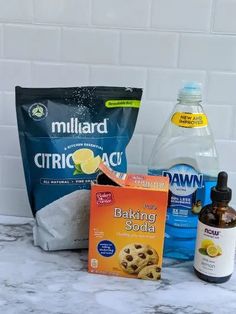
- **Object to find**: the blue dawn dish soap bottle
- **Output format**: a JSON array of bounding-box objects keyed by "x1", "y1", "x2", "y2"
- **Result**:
[{"x1": 148, "y1": 82, "x2": 219, "y2": 260}]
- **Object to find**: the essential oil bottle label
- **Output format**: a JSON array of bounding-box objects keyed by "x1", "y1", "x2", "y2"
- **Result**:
[
  {"x1": 194, "y1": 221, "x2": 236, "y2": 277},
  {"x1": 171, "y1": 112, "x2": 208, "y2": 128}
]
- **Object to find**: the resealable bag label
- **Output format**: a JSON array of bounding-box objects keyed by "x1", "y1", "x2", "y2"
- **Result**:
[{"x1": 15, "y1": 86, "x2": 142, "y2": 251}]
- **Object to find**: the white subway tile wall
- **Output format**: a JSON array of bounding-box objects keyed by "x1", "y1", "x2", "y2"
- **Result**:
[
  {"x1": 179, "y1": 34, "x2": 236, "y2": 71},
  {"x1": 207, "y1": 72, "x2": 236, "y2": 104},
  {"x1": 147, "y1": 69, "x2": 207, "y2": 101},
  {"x1": 126, "y1": 134, "x2": 143, "y2": 165},
  {"x1": 0, "y1": 0, "x2": 33, "y2": 23},
  {"x1": 0, "y1": 126, "x2": 21, "y2": 156},
  {"x1": 120, "y1": 31, "x2": 179, "y2": 67},
  {"x1": 142, "y1": 135, "x2": 157, "y2": 166},
  {"x1": 62, "y1": 28, "x2": 119, "y2": 64},
  {"x1": 0, "y1": 25, "x2": 3, "y2": 57},
  {"x1": 92, "y1": 0, "x2": 151, "y2": 29},
  {"x1": 216, "y1": 141, "x2": 236, "y2": 173},
  {"x1": 0, "y1": 60, "x2": 31, "y2": 90},
  {"x1": 0, "y1": 188, "x2": 31, "y2": 217},
  {"x1": 90, "y1": 65, "x2": 146, "y2": 88},
  {"x1": 31, "y1": 62, "x2": 89, "y2": 87},
  {"x1": 204, "y1": 105, "x2": 233, "y2": 140},
  {"x1": 1, "y1": 156, "x2": 25, "y2": 189},
  {"x1": 34, "y1": 0, "x2": 90, "y2": 26},
  {"x1": 135, "y1": 101, "x2": 174, "y2": 135},
  {"x1": 0, "y1": 92, "x2": 16, "y2": 125},
  {"x1": 213, "y1": 0, "x2": 236, "y2": 34},
  {"x1": 4, "y1": 25, "x2": 61, "y2": 61},
  {"x1": 151, "y1": 0, "x2": 212, "y2": 32},
  {"x1": 0, "y1": 0, "x2": 235, "y2": 216}
]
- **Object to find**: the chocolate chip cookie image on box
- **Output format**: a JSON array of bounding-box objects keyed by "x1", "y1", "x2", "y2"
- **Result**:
[
  {"x1": 138, "y1": 265, "x2": 161, "y2": 280},
  {"x1": 119, "y1": 243, "x2": 159, "y2": 274}
]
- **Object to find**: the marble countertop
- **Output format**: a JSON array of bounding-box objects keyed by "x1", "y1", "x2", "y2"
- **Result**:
[{"x1": 0, "y1": 216, "x2": 235, "y2": 314}]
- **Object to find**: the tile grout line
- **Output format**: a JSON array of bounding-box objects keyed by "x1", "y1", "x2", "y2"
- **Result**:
[
  {"x1": 210, "y1": 0, "x2": 217, "y2": 34},
  {"x1": 176, "y1": 33, "x2": 182, "y2": 68},
  {"x1": 0, "y1": 24, "x2": 3, "y2": 57},
  {"x1": 3, "y1": 21, "x2": 236, "y2": 36},
  {"x1": 88, "y1": 0, "x2": 93, "y2": 27},
  {"x1": 146, "y1": 0, "x2": 153, "y2": 29},
  {"x1": 117, "y1": 30, "x2": 121, "y2": 66}
]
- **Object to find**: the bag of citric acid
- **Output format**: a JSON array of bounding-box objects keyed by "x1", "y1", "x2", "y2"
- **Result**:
[{"x1": 15, "y1": 86, "x2": 142, "y2": 251}]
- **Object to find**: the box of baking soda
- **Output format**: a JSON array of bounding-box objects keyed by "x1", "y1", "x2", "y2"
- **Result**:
[{"x1": 88, "y1": 162, "x2": 169, "y2": 281}]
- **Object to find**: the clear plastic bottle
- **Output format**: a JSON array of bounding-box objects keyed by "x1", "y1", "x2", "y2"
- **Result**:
[{"x1": 148, "y1": 82, "x2": 219, "y2": 260}]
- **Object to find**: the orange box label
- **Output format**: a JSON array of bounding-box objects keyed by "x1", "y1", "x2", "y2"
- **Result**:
[{"x1": 88, "y1": 163, "x2": 169, "y2": 280}]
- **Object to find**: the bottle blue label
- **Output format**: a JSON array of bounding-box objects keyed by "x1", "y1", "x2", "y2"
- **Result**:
[
  {"x1": 148, "y1": 164, "x2": 217, "y2": 259},
  {"x1": 164, "y1": 164, "x2": 203, "y2": 229}
]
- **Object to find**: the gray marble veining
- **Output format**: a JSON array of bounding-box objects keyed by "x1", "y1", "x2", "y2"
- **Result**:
[{"x1": 0, "y1": 216, "x2": 235, "y2": 314}]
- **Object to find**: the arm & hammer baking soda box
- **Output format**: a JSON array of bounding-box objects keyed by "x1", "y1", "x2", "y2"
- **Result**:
[{"x1": 88, "y1": 162, "x2": 169, "y2": 280}]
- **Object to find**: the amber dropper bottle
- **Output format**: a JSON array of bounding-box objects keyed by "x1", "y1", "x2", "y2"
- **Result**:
[{"x1": 193, "y1": 171, "x2": 236, "y2": 283}]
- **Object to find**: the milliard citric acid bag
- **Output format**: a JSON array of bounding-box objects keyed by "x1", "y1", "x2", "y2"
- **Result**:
[{"x1": 16, "y1": 86, "x2": 142, "y2": 251}]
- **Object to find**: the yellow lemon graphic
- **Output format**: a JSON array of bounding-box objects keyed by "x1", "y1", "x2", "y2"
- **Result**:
[
  {"x1": 216, "y1": 245, "x2": 222, "y2": 256},
  {"x1": 72, "y1": 148, "x2": 94, "y2": 165},
  {"x1": 206, "y1": 245, "x2": 219, "y2": 257},
  {"x1": 81, "y1": 155, "x2": 101, "y2": 174},
  {"x1": 201, "y1": 239, "x2": 214, "y2": 249}
]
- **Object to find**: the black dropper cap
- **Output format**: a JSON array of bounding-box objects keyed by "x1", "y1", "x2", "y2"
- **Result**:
[{"x1": 211, "y1": 171, "x2": 232, "y2": 202}]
